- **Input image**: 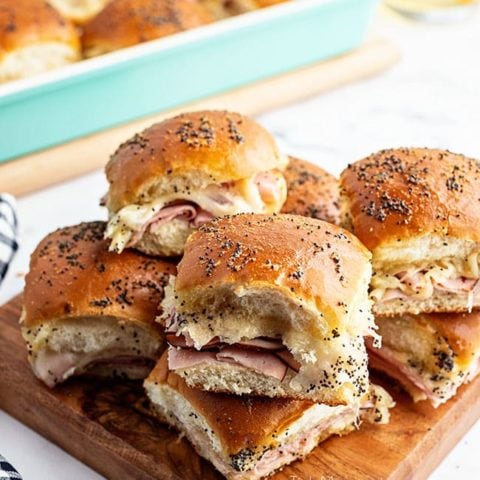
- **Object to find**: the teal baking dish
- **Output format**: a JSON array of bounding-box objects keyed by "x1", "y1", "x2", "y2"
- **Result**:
[{"x1": 0, "y1": 0, "x2": 377, "y2": 162}]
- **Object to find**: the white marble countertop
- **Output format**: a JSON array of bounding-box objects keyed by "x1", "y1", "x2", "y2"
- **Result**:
[{"x1": 1, "y1": 5, "x2": 480, "y2": 479}]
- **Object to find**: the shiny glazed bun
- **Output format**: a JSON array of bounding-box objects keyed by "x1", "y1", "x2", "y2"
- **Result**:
[
  {"x1": 105, "y1": 110, "x2": 285, "y2": 212},
  {"x1": 0, "y1": 0, "x2": 80, "y2": 82}
]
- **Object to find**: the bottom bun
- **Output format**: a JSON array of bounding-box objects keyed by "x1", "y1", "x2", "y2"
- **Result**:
[
  {"x1": 23, "y1": 314, "x2": 163, "y2": 387},
  {"x1": 145, "y1": 361, "x2": 355, "y2": 480},
  {"x1": 145, "y1": 354, "x2": 393, "y2": 480}
]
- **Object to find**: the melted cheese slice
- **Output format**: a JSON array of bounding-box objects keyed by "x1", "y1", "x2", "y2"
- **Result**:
[
  {"x1": 105, "y1": 176, "x2": 270, "y2": 253},
  {"x1": 371, "y1": 253, "x2": 480, "y2": 303}
]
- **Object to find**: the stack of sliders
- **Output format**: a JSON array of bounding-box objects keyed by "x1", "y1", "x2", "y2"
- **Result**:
[
  {"x1": 145, "y1": 213, "x2": 393, "y2": 479},
  {"x1": 340, "y1": 147, "x2": 480, "y2": 407},
  {"x1": 21, "y1": 110, "x2": 393, "y2": 479}
]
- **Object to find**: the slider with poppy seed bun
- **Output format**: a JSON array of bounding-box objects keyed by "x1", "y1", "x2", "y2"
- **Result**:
[
  {"x1": 368, "y1": 311, "x2": 480, "y2": 407},
  {"x1": 0, "y1": 0, "x2": 80, "y2": 83},
  {"x1": 281, "y1": 157, "x2": 340, "y2": 225},
  {"x1": 144, "y1": 353, "x2": 394, "y2": 480},
  {"x1": 82, "y1": 0, "x2": 213, "y2": 58},
  {"x1": 47, "y1": 0, "x2": 109, "y2": 24},
  {"x1": 340, "y1": 148, "x2": 480, "y2": 316},
  {"x1": 20, "y1": 221, "x2": 176, "y2": 388},
  {"x1": 104, "y1": 111, "x2": 288, "y2": 256},
  {"x1": 159, "y1": 214, "x2": 378, "y2": 404}
]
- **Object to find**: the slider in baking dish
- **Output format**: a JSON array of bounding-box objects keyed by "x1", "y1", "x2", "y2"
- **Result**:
[
  {"x1": 82, "y1": 0, "x2": 213, "y2": 57},
  {"x1": 0, "y1": 0, "x2": 80, "y2": 83}
]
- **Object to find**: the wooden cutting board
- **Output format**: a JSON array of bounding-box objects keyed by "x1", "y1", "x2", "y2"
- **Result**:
[
  {"x1": 0, "y1": 38, "x2": 400, "y2": 197},
  {"x1": 1, "y1": 296, "x2": 479, "y2": 480}
]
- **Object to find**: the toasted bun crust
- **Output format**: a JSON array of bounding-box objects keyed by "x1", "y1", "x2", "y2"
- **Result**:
[
  {"x1": 22, "y1": 221, "x2": 176, "y2": 328},
  {"x1": 47, "y1": 0, "x2": 109, "y2": 24},
  {"x1": 147, "y1": 353, "x2": 315, "y2": 455},
  {"x1": 0, "y1": 0, "x2": 80, "y2": 81},
  {"x1": 340, "y1": 148, "x2": 480, "y2": 251},
  {"x1": 82, "y1": 0, "x2": 212, "y2": 57},
  {"x1": 105, "y1": 111, "x2": 285, "y2": 212},
  {"x1": 281, "y1": 157, "x2": 340, "y2": 224},
  {"x1": 176, "y1": 214, "x2": 371, "y2": 322}
]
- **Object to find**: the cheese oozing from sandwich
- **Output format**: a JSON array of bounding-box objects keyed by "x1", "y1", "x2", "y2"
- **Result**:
[
  {"x1": 105, "y1": 170, "x2": 286, "y2": 253},
  {"x1": 371, "y1": 252, "x2": 480, "y2": 311}
]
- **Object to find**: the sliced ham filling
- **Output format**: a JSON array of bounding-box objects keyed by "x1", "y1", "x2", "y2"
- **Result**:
[
  {"x1": 128, "y1": 202, "x2": 214, "y2": 247},
  {"x1": 167, "y1": 335, "x2": 301, "y2": 382},
  {"x1": 126, "y1": 171, "x2": 283, "y2": 248},
  {"x1": 33, "y1": 349, "x2": 155, "y2": 388},
  {"x1": 254, "y1": 170, "x2": 285, "y2": 206},
  {"x1": 367, "y1": 347, "x2": 434, "y2": 403},
  {"x1": 376, "y1": 268, "x2": 480, "y2": 306}
]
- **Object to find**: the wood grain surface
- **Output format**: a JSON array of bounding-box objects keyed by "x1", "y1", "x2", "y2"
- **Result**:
[
  {"x1": 1, "y1": 295, "x2": 478, "y2": 480},
  {"x1": 0, "y1": 38, "x2": 400, "y2": 198}
]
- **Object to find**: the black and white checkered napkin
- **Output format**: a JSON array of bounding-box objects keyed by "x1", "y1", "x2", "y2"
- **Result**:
[
  {"x1": 0, "y1": 197, "x2": 21, "y2": 478},
  {"x1": 0, "y1": 454, "x2": 22, "y2": 480},
  {"x1": 0, "y1": 194, "x2": 18, "y2": 287}
]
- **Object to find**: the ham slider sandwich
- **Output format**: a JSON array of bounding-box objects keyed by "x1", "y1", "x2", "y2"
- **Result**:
[
  {"x1": 340, "y1": 148, "x2": 480, "y2": 316},
  {"x1": 368, "y1": 311, "x2": 480, "y2": 407},
  {"x1": 82, "y1": 0, "x2": 213, "y2": 57},
  {"x1": 0, "y1": 0, "x2": 80, "y2": 83},
  {"x1": 21, "y1": 221, "x2": 176, "y2": 387},
  {"x1": 145, "y1": 353, "x2": 393, "y2": 480},
  {"x1": 103, "y1": 111, "x2": 288, "y2": 256},
  {"x1": 281, "y1": 157, "x2": 340, "y2": 225},
  {"x1": 160, "y1": 214, "x2": 378, "y2": 404}
]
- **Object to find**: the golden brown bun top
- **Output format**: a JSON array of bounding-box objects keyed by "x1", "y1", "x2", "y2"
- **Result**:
[
  {"x1": 415, "y1": 311, "x2": 480, "y2": 358},
  {"x1": 281, "y1": 157, "x2": 340, "y2": 225},
  {"x1": 106, "y1": 111, "x2": 284, "y2": 212},
  {"x1": 176, "y1": 214, "x2": 371, "y2": 317},
  {"x1": 340, "y1": 148, "x2": 480, "y2": 250},
  {"x1": 23, "y1": 222, "x2": 176, "y2": 327},
  {"x1": 82, "y1": 0, "x2": 212, "y2": 55},
  {"x1": 148, "y1": 353, "x2": 314, "y2": 455},
  {"x1": 0, "y1": 0, "x2": 79, "y2": 58}
]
